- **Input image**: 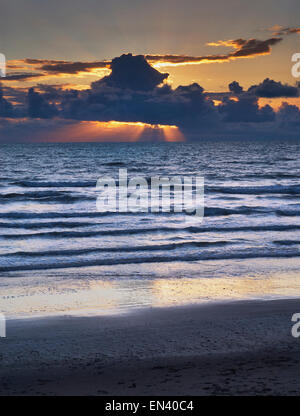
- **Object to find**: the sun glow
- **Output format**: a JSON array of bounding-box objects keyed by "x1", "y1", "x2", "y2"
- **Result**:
[{"x1": 38, "y1": 120, "x2": 185, "y2": 142}]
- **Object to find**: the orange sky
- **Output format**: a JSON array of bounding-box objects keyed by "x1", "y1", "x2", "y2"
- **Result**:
[
  {"x1": 1, "y1": 13, "x2": 300, "y2": 142},
  {"x1": 10, "y1": 120, "x2": 186, "y2": 143}
]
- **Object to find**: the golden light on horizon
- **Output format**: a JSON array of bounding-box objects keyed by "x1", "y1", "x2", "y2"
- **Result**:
[
  {"x1": 160, "y1": 124, "x2": 185, "y2": 142},
  {"x1": 38, "y1": 120, "x2": 185, "y2": 143}
]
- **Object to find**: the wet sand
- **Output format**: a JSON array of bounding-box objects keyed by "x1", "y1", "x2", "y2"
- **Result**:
[{"x1": 1, "y1": 298, "x2": 300, "y2": 395}]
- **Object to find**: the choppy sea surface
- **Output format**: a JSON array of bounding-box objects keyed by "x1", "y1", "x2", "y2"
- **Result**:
[{"x1": 0, "y1": 140, "x2": 299, "y2": 318}]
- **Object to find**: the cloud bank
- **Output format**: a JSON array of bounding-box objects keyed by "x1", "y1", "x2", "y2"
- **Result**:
[{"x1": 0, "y1": 53, "x2": 300, "y2": 142}]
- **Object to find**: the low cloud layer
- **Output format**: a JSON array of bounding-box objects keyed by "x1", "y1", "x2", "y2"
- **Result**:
[
  {"x1": 95, "y1": 54, "x2": 169, "y2": 91},
  {"x1": 1, "y1": 53, "x2": 300, "y2": 142},
  {"x1": 248, "y1": 78, "x2": 299, "y2": 98}
]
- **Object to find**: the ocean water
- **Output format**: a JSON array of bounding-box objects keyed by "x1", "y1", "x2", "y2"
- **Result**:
[{"x1": 0, "y1": 140, "x2": 300, "y2": 318}]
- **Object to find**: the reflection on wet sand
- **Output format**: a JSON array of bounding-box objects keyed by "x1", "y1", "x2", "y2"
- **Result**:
[{"x1": 1, "y1": 259, "x2": 300, "y2": 319}]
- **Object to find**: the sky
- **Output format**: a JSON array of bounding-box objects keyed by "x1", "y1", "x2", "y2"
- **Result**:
[{"x1": 0, "y1": 0, "x2": 300, "y2": 142}]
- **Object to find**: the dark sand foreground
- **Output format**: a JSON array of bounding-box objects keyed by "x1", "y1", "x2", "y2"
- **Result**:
[{"x1": 1, "y1": 299, "x2": 300, "y2": 396}]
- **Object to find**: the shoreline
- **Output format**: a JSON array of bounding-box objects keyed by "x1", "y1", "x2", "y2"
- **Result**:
[
  {"x1": 4, "y1": 294, "x2": 300, "y2": 321},
  {"x1": 1, "y1": 298, "x2": 300, "y2": 395},
  {"x1": 2, "y1": 257, "x2": 300, "y2": 320}
]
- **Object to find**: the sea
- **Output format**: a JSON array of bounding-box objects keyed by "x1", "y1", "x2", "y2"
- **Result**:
[{"x1": 0, "y1": 140, "x2": 299, "y2": 318}]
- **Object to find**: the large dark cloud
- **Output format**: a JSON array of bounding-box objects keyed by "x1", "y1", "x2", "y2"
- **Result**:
[
  {"x1": 60, "y1": 79, "x2": 217, "y2": 128},
  {"x1": 219, "y1": 94, "x2": 275, "y2": 123},
  {"x1": 248, "y1": 78, "x2": 299, "y2": 98},
  {"x1": 57, "y1": 56, "x2": 216, "y2": 129},
  {"x1": 1, "y1": 53, "x2": 300, "y2": 141},
  {"x1": 93, "y1": 54, "x2": 168, "y2": 91}
]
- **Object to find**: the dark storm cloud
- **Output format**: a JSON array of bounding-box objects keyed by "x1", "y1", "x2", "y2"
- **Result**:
[
  {"x1": 55, "y1": 55, "x2": 217, "y2": 128},
  {"x1": 92, "y1": 54, "x2": 168, "y2": 91},
  {"x1": 247, "y1": 78, "x2": 299, "y2": 98},
  {"x1": 219, "y1": 94, "x2": 275, "y2": 123},
  {"x1": 61, "y1": 81, "x2": 216, "y2": 128},
  {"x1": 54, "y1": 55, "x2": 286, "y2": 128},
  {"x1": 1, "y1": 53, "x2": 300, "y2": 141}
]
